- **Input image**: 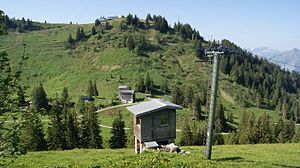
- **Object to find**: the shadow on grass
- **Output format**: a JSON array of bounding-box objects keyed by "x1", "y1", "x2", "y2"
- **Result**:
[{"x1": 214, "y1": 156, "x2": 244, "y2": 162}]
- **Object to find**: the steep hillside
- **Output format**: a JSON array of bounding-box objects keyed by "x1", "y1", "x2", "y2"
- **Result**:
[{"x1": 1, "y1": 16, "x2": 300, "y2": 124}]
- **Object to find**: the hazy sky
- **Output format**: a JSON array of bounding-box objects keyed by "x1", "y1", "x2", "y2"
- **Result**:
[{"x1": 2, "y1": 0, "x2": 300, "y2": 50}]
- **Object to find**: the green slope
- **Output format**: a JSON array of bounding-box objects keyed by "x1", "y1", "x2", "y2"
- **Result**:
[
  {"x1": 4, "y1": 143, "x2": 300, "y2": 168},
  {"x1": 0, "y1": 18, "x2": 284, "y2": 122}
]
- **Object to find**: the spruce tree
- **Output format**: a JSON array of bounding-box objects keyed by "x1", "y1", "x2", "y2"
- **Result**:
[
  {"x1": 126, "y1": 35, "x2": 135, "y2": 51},
  {"x1": 31, "y1": 83, "x2": 48, "y2": 112},
  {"x1": 255, "y1": 113, "x2": 272, "y2": 143},
  {"x1": 292, "y1": 127, "x2": 300, "y2": 143},
  {"x1": 144, "y1": 72, "x2": 151, "y2": 92},
  {"x1": 91, "y1": 26, "x2": 96, "y2": 35},
  {"x1": 135, "y1": 76, "x2": 145, "y2": 92},
  {"x1": 184, "y1": 85, "x2": 194, "y2": 108},
  {"x1": 192, "y1": 94, "x2": 201, "y2": 120},
  {"x1": 109, "y1": 112, "x2": 127, "y2": 148},
  {"x1": 67, "y1": 34, "x2": 74, "y2": 44},
  {"x1": 180, "y1": 120, "x2": 193, "y2": 146},
  {"x1": 238, "y1": 110, "x2": 256, "y2": 144},
  {"x1": 76, "y1": 27, "x2": 81, "y2": 41},
  {"x1": 17, "y1": 85, "x2": 26, "y2": 106},
  {"x1": 63, "y1": 107, "x2": 79, "y2": 149},
  {"x1": 285, "y1": 119, "x2": 295, "y2": 142},
  {"x1": 80, "y1": 28, "x2": 85, "y2": 40},
  {"x1": 93, "y1": 80, "x2": 99, "y2": 97},
  {"x1": 47, "y1": 100, "x2": 66, "y2": 150},
  {"x1": 274, "y1": 118, "x2": 284, "y2": 143},
  {"x1": 171, "y1": 84, "x2": 184, "y2": 106},
  {"x1": 61, "y1": 87, "x2": 69, "y2": 106},
  {"x1": 80, "y1": 104, "x2": 103, "y2": 148},
  {"x1": 191, "y1": 122, "x2": 206, "y2": 145},
  {"x1": 20, "y1": 108, "x2": 47, "y2": 151},
  {"x1": 87, "y1": 80, "x2": 94, "y2": 97},
  {"x1": 95, "y1": 19, "x2": 100, "y2": 26},
  {"x1": 215, "y1": 103, "x2": 227, "y2": 133}
]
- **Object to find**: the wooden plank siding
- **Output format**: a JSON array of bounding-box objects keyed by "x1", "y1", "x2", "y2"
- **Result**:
[{"x1": 136, "y1": 109, "x2": 176, "y2": 142}]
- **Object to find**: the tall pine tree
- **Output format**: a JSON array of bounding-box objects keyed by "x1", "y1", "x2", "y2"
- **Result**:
[
  {"x1": 109, "y1": 112, "x2": 127, "y2": 148},
  {"x1": 80, "y1": 103, "x2": 103, "y2": 148},
  {"x1": 47, "y1": 100, "x2": 66, "y2": 150},
  {"x1": 20, "y1": 108, "x2": 47, "y2": 151}
]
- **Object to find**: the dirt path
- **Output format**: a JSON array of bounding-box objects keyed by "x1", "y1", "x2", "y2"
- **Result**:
[{"x1": 220, "y1": 90, "x2": 235, "y2": 104}]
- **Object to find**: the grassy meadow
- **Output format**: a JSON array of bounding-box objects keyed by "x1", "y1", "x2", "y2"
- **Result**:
[{"x1": 3, "y1": 143, "x2": 299, "y2": 168}]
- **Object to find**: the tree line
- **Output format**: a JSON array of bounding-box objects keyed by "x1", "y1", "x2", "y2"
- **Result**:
[
  {"x1": 180, "y1": 110, "x2": 300, "y2": 146},
  {"x1": 4, "y1": 15, "x2": 42, "y2": 33},
  {"x1": 218, "y1": 39, "x2": 300, "y2": 123},
  {"x1": 10, "y1": 85, "x2": 127, "y2": 153},
  {"x1": 174, "y1": 22, "x2": 204, "y2": 41}
]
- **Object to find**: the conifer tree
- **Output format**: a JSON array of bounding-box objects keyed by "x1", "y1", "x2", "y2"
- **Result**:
[
  {"x1": 126, "y1": 13, "x2": 133, "y2": 25},
  {"x1": 80, "y1": 104, "x2": 103, "y2": 148},
  {"x1": 285, "y1": 119, "x2": 295, "y2": 142},
  {"x1": 80, "y1": 28, "x2": 85, "y2": 40},
  {"x1": 95, "y1": 19, "x2": 100, "y2": 26},
  {"x1": 76, "y1": 27, "x2": 81, "y2": 41},
  {"x1": 215, "y1": 103, "x2": 227, "y2": 132},
  {"x1": 238, "y1": 110, "x2": 256, "y2": 144},
  {"x1": 144, "y1": 72, "x2": 151, "y2": 91},
  {"x1": 191, "y1": 123, "x2": 206, "y2": 145},
  {"x1": 184, "y1": 85, "x2": 194, "y2": 108},
  {"x1": 93, "y1": 80, "x2": 99, "y2": 97},
  {"x1": 17, "y1": 85, "x2": 26, "y2": 106},
  {"x1": 47, "y1": 100, "x2": 66, "y2": 150},
  {"x1": 292, "y1": 127, "x2": 300, "y2": 143},
  {"x1": 109, "y1": 112, "x2": 127, "y2": 148},
  {"x1": 67, "y1": 34, "x2": 74, "y2": 44},
  {"x1": 91, "y1": 26, "x2": 96, "y2": 35},
  {"x1": 126, "y1": 35, "x2": 135, "y2": 51},
  {"x1": 31, "y1": 83, "x2": 48, "y2": 112},
  {"x1": 180, "y1": 120, "x2": 193, "y2": 146},
  {"x1": 63, "y1": 107, "x2": 79, "y2": 149},
  {"x1": 274, "y1": 118, "x2": 284, "y2": 143},
  {"x1": 61, "y1": 87, "x2": 69, "y2": 106},
  {"x1": 136, "y1": 76, "x2": 145, "y2": 92},
  {"x1": 171, "y1": 84, "x2": 184, "y2": 106},
  {"x1": 192, "y1": 94, "x2": 201, "y2": 120},
  {"x1": 255, "y1": 113, "x2": 272, "y2": 143},
  {"x1": 87, "y1": 80, "x2": 94, "y2": 97},
  {"x1": 0, "y1": 10, "x2": 6, "y2": 35},
  {"x1": 20, "y1": 108, "x2": 47, "y2": 151},
  {"x1": 194, "y1": 40, "x2": 205, "y2": 59}
]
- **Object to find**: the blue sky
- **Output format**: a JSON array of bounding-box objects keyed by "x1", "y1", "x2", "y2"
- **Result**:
[{"x1": 2, "y1": 0, "x2": 300, "y2": 50}]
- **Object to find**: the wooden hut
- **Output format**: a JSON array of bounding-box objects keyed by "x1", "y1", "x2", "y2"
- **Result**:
[
  {"x1": 118, "y1": 85, "x2": 135, "y2": 103},
  {"x1": 127, "y1": 99, "x2": 182, "y2": 154}
]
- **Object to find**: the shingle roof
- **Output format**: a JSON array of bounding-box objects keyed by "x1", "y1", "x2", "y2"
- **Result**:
[
  {"x1": 120, "y1": 90, "x2": 135, "y2": 94},
  {"x1": 126, "y1": 99, "x2": 182, "y2": 116},
  {"x1": 118, "y1": 85, "x2": 128, "y2": 89}
]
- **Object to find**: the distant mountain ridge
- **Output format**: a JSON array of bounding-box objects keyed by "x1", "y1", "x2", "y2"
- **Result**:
[{"x1": 248, "y1": 47, "x2": 300, "y2": 73}]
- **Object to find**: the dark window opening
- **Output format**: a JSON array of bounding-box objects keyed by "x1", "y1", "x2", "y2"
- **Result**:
[{"x1": 160, "y1": 113, "x2": 169, "y2": 126}]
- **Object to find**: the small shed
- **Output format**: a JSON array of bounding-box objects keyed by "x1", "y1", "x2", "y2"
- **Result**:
[
  {"x1": 119, "y1": 90, "x2": 135, "y2": 103},
  {"x1": 118, "y1": 85, "x2": 135, "y2": 104},
  {"x1": 127, "y1": 99, "x2": 182, "y2": 154}
]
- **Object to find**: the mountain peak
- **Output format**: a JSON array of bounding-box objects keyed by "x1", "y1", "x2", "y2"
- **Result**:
[{"x1": 249, "y1": 47, "x2": 300, "y2": 72}]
